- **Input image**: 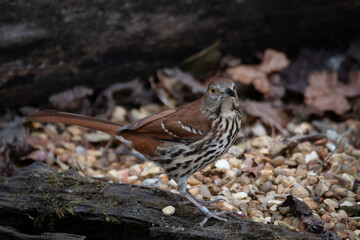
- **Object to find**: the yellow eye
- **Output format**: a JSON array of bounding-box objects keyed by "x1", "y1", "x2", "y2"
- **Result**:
[
  {"x1": 233, "y1": 85, "x2": 236, "y2": 91},
  {"x1": 210, "y1": 87, "x2": 216, "y2": 94}
]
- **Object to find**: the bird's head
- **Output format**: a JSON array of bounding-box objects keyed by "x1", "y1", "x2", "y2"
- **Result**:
[{"x1": 202, "y1": 77, "x2": 240, "y2": 116}]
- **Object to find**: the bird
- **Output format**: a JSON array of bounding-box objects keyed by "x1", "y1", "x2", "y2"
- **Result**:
[{"x1": 26, "y1": 77, "x2": 242, "y2": 225}]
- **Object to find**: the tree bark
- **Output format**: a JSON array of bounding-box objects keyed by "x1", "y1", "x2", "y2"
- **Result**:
[
  {"x1": 0, "y1": 162, "x2": 324, "y2": 240},
  {"x1": 0, "y1": 0, "x2": 359, "y2": 109}
]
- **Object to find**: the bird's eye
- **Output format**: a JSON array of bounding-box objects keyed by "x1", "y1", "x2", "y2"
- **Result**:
[
  {"x1": 210, "y1": 87, "x2": 216, "y2": 94},
  {"x1": 233, "y1": 85, "x2": 236, "y2": 91}
]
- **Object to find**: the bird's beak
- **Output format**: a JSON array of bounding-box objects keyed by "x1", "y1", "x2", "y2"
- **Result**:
[{"x1": 225, "y1": 88, "x2": 235, "y2": 97}]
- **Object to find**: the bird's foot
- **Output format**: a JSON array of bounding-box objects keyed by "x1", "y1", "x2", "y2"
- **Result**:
[{"x1": 198, "y1": 210, "x2": 228, "y2": 227}]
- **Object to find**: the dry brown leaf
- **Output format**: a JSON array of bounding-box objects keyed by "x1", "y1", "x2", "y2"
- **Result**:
[
  {"x1": 304, "y1": 71, "x2": 353, "y2": 115},
  {"x1": 21, "y1": 149, "x2": 47, "y2": 161},
  {"x1": 258, "y1": 49, "x2": 290, "y2": 74},
  {"x1": 240, "y1": 100, "x2": 287, "y2": 134},
  {"x1": 49, "y1": 86, "x2": 93, "y2": 111},
  {"x1": 227, "y1": 49, "x2": 289, "y2": 97}
]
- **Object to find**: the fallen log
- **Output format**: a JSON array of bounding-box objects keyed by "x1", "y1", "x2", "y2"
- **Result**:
[
  {"x1": 0, "y1": 162, "x2": 323, "y2": 239},
  {"x1": 1, "y1": 0, "x2": 360, "y2": 109}
]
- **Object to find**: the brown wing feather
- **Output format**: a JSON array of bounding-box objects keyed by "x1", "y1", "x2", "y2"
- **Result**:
[
  {"x1": 121, "y1": 99, "x2": 211, "y2": 142},
  {"x1": 26, "y1": 110, "x2": 122, "y2": 136}
]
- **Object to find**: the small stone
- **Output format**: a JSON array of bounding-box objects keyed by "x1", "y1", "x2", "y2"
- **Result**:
[
  {"x1": 260, "y1": 181, "x2": 272, "y2": 193},
  {"x1": 270, "y1": 156, "x2": 284, "y2": 167},
  {"x1": 303, "y1": 197, "x2": 318, "y2": 210},
  {"x1": 294, "y1": 122, "x2": 313, "y2": 134},
  {"x1": 292, "y1": 184, "x2": 309, "y2": 198},
  {"x1": 162, "y1": 206, "x2": 175, "y2": 216},
  {"x1": 141, "y1": 163, "x2": 161, "y2": 178},
  {"x1": 321, "y1": 214, "x2": 332, "y2": 222},
  {"x1": 199, "y1": 185, "x2": 212, "y2": 198},
  {"x1": 315, "y1": 146, "x2": 328, "y2": 160},
  {"x1": 326, "y1": 129, "x2": 338, "y2": 141},
  {"x1": 232, "y1": 192, "x2": 248, "y2": 200},
  {"x1": 338, "y1": 210, "x2": 348, "y2": 219},
  {"x1": 315, "y1": 179, "x2": 331, "y2": 196},
  {"x1": 251, "y1": 121, "x2": 267, "y2": 136},
  {"x1": 267, "y1": 200, "x2": 282, "y2": 208},
  {"x1": 228, "y1": 146, "x2": 242, "y2": 158},
  {"x1": 248, "y1": 209, "x2": 263, "y2": 218},
  {"x1": 141, "y1": 178, "x2": 161, "y2": 188},
  {"x1": 188, "y1": 188, "x2": 199, "y2": 196},
  {"x1": 340, "y1": 200, "x2": 354, "y2": 207},
  {"x1": 252, "y1": 136, "x2": 270, "y2": 148},
  {"x1": 168, "y1": 179, "x2": 178, "y2": 188},
  {"x1": 215, "y1": 159, "x2": 230, "y2": 170},
  {"x1": 326, "y1": 142, "x2": 336, "y2": 152},
  {"x1": 129, "y1": 165, "x2": 142, "y2": 176},
  {"x1": 323, "y1": 221, "x2": 335, "y2": 230},
  {"x1": 290, "y1": 153, "x2": 305, "y2": 164},
  {"x1": 323, "y1": 198, "x2": 339, "y2": 208},
  {"x1": 260, "y1": 169, "x2": 273, "y2": 184},
  {"x1": 127, "y1": 175, "x2": 138, "y2": 184},
  {"x1": 305, "y1": 151, "x2": 319, "y2": 163},
  {"x1": 334, "y1": 222, "x2": 345, "y2": 231},
  {"x1": 188, "y1": 176, "x2": 202, "y2": 185}
]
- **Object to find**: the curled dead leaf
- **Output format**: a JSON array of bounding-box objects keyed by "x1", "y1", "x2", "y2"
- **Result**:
[{"x1": 304, "y1": 71, "x2": 356, "y2": 115}]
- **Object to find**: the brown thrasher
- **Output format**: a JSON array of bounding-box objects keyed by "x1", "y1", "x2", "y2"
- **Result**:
[{"x1": 27, "y1": 77, "x2": 242, "y2": 225}]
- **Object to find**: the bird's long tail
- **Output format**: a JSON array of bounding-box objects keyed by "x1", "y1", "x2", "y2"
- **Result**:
[{"x1": 26, "y1": 110, "x2": 122, "y2": 136}]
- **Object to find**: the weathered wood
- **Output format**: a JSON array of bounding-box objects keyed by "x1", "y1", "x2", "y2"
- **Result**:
[
  {"x1": 0, "y1": 0, "x2": 360, "y2": 109},
  {"x1": 0, "y1": 162, "x2": 324, "y2": 240},
  {"x1": 0, "y1": 225, "x2": 85, "y2": 240}
]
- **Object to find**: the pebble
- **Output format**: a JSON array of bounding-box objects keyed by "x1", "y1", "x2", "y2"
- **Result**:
[
  {"x1": 303, "y1": 197, "x2": 318, "y2": 210},
  {"x1": 323, "y1": 198, "x2": 339, "y2": 208},
  {"x1": 141, "y1": 178, "x2": 162, "y2": 188},
  {"x1": 267, "y1": 200, "x2": 282, "y2": 208},
  {"x1": 324, "y1": 221, "x2": 335, "y2": 230},
  {"x1": 162, "y1": 206, "x2": 175, "y2": 216},
  {"x1": 292, "y1": 184, "x2": 309, "y2": 198},
  {"x1": 270, "y1": 156, "x2": 284, "y2": 166},
  {"x1": 315, "y1": 179, "x2": 331, "y2": 196},
  {"x1": 199, "y1": 185, "x2": 212, "y2": 198},
  {"x1": 248, "y1": 209, "x2": 263, "y2": 218},
  {"x1": 340, "y1": 200, "x2": 354, "y2": 207},
  {"x1": 338, "y1": 210, "x2": 348, "y2": 219},
  {"x1": 252, "y1": 136, "x2": 271, "y2": 148},
  {"x1": 251, "y1": 121, "x2": 267, "y2": 136},
  {"x1": 215, "y1": 159, "x2": 230, "y2": 170},
  {"x1": 260, "y1": 181, "x2": 272, "y2": 193},
  {"x1": 232, "y1": 192, "x2": 248, "y2": 200},
  {"x1": 321, "y1": 214, "x2": 332, "y2": 222},
  {"x1": 290, "y1": 153, "x2": 305, "y2": 164},
  {"x1": 305, "y1": 151, "x2": 319, "y2": 163},
  {"x1": 326, "y1": 129, "x2": 339, "y2": 141},
  {"x1": 141, "y1": 163, "x2": 161, "y2": 178},
  {"x1": 228, "y1": 146, "x2": 242, "y2": 158},
  {"x1": 168, "y1": 179, "x2": 178, "y2": 188}
]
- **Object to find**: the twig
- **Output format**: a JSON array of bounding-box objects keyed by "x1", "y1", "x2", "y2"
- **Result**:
[{"x1": 312, "y1": 132, "x2": 346, "y2": 174}]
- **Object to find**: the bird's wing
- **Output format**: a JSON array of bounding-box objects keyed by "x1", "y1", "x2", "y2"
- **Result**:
[{"x1": 120, "y1": 99, "x2": 212, "y2": 142}]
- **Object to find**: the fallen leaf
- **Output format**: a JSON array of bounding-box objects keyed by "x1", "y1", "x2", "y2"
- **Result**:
[
  {"x1": 240, "y1": 100, "x2": 288, "y2": 134},
  {"x1": 258, "y1": 49, "x2": 290, "y2": 74},
  {"x1": 304, "y1": 71, "x2": 355, "y2": 115},
  {"x1": 49, "y1": 86, "x2": 93, "y2": 111},
  {"x1": 227, "y1": 49, "x2": 289, "y2": 97},
  {"x1": 21, "y1": 149, "x2": 47, "y2": 161}
]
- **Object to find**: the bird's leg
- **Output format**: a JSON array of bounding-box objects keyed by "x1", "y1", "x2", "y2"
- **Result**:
[{"x1": 177, "y1": 178, "x2": 227, "y2": 226}]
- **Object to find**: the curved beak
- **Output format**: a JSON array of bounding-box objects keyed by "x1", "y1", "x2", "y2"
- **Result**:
[{"x1": 225, "y1": 88, "x2": 235, "y2": 97}]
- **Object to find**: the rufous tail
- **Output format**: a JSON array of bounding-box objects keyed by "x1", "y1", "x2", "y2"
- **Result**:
[{"x1": 26, "y1": 110, "x2": 122, "y2": 136}]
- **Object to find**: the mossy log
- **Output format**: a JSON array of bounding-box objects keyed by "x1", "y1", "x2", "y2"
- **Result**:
[{"x1": 0, "y1": 162, "x2": 323, "y2": 240}]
